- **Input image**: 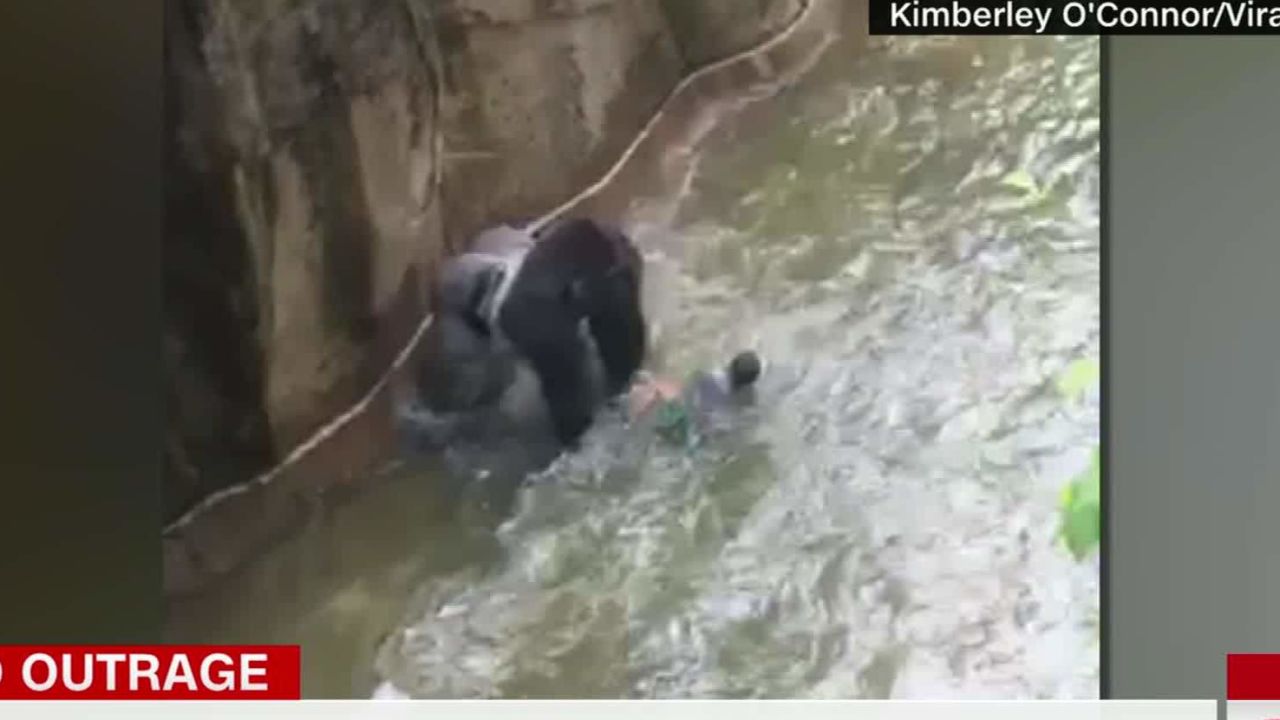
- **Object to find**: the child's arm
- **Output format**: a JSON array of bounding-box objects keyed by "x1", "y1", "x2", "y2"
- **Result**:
[{"x1": 627, "y1": 372, "x2": 684, "y2": 419}]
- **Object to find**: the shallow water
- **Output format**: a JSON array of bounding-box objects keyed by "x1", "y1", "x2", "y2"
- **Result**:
[{"x1": 168, "y1": 24, "x2": 1101, "y2": 700}]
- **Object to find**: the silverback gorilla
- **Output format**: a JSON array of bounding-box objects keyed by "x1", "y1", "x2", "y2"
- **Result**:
[{"x1": 405, "y1": 217, "x2": 646, "y2": 486}]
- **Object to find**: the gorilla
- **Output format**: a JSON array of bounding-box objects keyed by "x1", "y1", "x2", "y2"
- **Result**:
[{"x1": 404, "y1": 217, "x2": 646, "y2": 488}]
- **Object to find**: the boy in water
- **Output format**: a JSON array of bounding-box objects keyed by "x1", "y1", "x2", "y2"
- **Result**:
[{"x1": 627, "y1": 350, "x2": 763, "y2": 446}]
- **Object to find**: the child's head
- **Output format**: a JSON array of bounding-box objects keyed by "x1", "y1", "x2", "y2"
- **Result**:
[{"x1": 727, "y1": 351, "x2": 762, "y2": 389}]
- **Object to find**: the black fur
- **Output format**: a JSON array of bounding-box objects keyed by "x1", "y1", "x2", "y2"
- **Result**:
[{"x1": 496, "y1": 218, "x2": 645, "y2": 445}]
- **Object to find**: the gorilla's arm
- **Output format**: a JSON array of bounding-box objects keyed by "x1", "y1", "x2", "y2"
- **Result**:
[
  {"x1": 586, "y1": 274, "x2": 646, "y2": 397},
  {"x1": 525, "y1": 218, "x2": 647, "y2": 399},
  {"x1": 498, "y1": 298, "x2": 596, "y2": 447}
]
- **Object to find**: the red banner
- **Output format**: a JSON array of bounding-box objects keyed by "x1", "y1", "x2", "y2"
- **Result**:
[
  {"x1": 1227, "y1": 653, "x2": 1280, "y2": 700},
  {"x1": 0, "y1": 646, "x2": 301, "y2": 700}
]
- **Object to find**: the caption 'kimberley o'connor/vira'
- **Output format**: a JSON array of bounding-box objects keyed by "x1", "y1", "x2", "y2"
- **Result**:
[{"x1": 886, "y1": 0, "x2": 1280, "y2": 32}]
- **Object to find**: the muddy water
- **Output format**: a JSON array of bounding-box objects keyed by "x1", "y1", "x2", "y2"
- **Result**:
[{"x1": 167, "y1": 16, "x2": 1101, "y2": 700}]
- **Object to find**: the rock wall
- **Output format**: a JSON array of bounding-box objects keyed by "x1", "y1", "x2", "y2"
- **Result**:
[
  {"x1": 661, "y1": 0, "x2": 805, "y2": 67},
  {"x1": 163, "y1": 0, "x2": 806, "y2": 531}
]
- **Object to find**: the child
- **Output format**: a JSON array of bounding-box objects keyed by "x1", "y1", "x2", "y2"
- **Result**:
[{"x1": 628, "y1": 350, "x2": 763, "y2": 446}]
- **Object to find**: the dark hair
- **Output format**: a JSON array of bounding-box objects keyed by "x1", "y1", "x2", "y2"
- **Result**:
[{"x1": 728, "y1": 351, "x2": 762, "y2": 389}]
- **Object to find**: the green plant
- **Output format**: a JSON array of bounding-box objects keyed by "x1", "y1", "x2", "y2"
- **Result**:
[
  {"x1": 1058, "y1": 446, "x2": 1100, "y2": 561},
  {"x1": 1056, "y1": 357, "x2": 1100, "y2": 402},
  {"x1": 1053, "y1": 356, "x2": 1101, "y2": 561},
  {"x1": 1000, "y1": 168, "x2": 1052, "y2": 206}
]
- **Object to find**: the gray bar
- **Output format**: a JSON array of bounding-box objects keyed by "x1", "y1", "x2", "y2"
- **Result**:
[{"x1": 1109, "y1": 37, "x2": 1280, "y2": 698}]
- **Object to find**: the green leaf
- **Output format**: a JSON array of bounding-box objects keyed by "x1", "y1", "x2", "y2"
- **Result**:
[
  {"x1": 1056, "y1": 357, "x2": 1100, "y2": 401},
  {"x1": 1000, "y1": 169, "x2": 1040, "y2": 196},
  {"x1": 1058, "y1": 447, "x2": 1101, "y2": 561}
]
